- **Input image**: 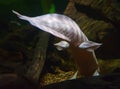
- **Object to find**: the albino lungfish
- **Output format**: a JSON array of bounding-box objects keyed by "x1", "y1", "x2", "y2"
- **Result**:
[{"x1": 12, "y1": 10, "x2": 101, "y2": 78}]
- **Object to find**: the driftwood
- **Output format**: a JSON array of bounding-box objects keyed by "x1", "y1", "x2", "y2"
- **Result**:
[{"x1": 64, "y1": 0, "x2": 120, "y2": 59}]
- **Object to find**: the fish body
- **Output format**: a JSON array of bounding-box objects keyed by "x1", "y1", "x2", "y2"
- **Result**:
[
  {"x1": 70, "y1": 46, "x2": 99, "y2": 77},
  {"x1": 12, "y1": 10, "x2": 101, "y2": 77},
  {"x1": 12, "y1": 10, "x2": 88, "y2": 46}
]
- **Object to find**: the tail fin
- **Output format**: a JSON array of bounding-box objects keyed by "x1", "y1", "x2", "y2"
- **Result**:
[{"x1": 12, "y1": 10, "x2": 30, "y2": 21}]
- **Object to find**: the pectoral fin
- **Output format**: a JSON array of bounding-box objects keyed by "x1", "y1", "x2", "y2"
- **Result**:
[
  {"x1": 93, "y1": 70, "x2": 99, "y2": 76},
  {"x1": 79, "y1": 41, "x2": 102, "y2": 51},
  {"x1": 54, "y1": 41, "x2": 69, "y2": 51},
  {"x1": 69, "y1": 71, "x2": 78, "y2": 80}
]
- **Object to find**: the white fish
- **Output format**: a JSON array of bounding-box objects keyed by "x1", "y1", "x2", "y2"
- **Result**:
[{"x1": 12, "y1": 10, "x2": 101, "y2": 78}]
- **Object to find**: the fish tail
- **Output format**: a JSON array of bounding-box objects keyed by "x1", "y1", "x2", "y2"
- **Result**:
[{"x1": 12, "y1": 10, "x2": 30, "y2": 21}]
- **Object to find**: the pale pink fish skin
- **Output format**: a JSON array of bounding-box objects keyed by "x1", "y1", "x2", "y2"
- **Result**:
[
  {"x1": 31, "y1": 14, "x2": 89, "y2": 46},
  {"x1": 12, "y1": 10, "x2": 88, "y2": 46}
]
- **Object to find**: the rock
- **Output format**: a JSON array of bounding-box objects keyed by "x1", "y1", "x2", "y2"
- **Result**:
[
  {"x1": 0, "y1": 73, "x2": 36, "y2": 89},
  {"x1": 98, "y1": 59, "x2": 120, "y2": 75}
]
